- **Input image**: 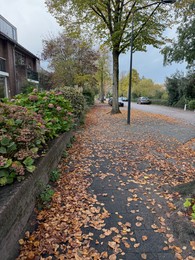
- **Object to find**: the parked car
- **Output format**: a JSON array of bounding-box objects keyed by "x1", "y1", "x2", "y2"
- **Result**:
[
  {"x1": 121, "y1": 97, "x2": 128, "y2": 102},
  {"x1": 137, "y1": 97, "x2": 151, "y2": 104},
  {"x1": 108, "y1": 97, "x2": 124, "y2": 107}
]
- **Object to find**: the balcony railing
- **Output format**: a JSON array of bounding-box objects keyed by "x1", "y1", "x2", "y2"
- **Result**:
[
  {"x1": 27, "y1": 69, "x2": 39, "y2": 81},
  {"x1": 0, "y1": 58, "x2": 6, "y2": 72}
]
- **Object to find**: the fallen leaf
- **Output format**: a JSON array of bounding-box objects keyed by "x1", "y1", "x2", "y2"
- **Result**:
[
  {"x1": 134, "y1": 243, "x2": 140, "y2": 248},
  {"x1": 141, "y1": 253, "x2": 147, "y2": 259},
  {"x1": 142, "y1": 236, "x2": 148, "y2": 241},
  {"x1": 109, "y1": 254, "x2": 117, "y2": 260},
  {"x1": 190, "y1": 241, "x2": 195, "y2": 250}
]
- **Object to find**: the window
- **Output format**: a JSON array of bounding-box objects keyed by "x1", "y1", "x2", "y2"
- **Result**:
[{"x1": 15, "y1": 51, "x2": 25, "y2": 65}]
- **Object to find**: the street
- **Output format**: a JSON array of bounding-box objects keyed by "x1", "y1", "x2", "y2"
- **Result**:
[{"x1": 121, "y1": 102, "x2": 195, "y2": 126}]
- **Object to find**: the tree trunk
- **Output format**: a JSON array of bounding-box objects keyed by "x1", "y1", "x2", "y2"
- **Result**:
[
  {"x1": 100, "y1": 68, "x2": 104, "y2": 103},
  {"x1": 111, "y1": 49, "x2": 120, "y2": 114}
]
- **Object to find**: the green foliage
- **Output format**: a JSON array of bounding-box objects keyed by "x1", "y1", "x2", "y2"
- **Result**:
[
  {"x1": 42, "y1": 33, "x2": 98, "y2": 90},
  {"x1": 184, "y1": 197, "x2": 195, "y2": 220},
  {"x1": 83, "y1": 87, "x2": 96, "y2": 106},
  {"x1": 119, "y1": 69, "x2": 140, "y2": 97},
  {"x1": 165, "y1": 70, "x2": 195, "y2": 107},
  {"x1": 45, "y1": 0, "x2": 176, "y2": 114},
  {"x1": 174, "y1": 96, "x2": 186, "y2": 108},
  {"x1": 162, "y1": 2, "x2": 195, "y2": 68},
  {"x1": 9, "y1": 89, "x2": 75, "y2": 139},
  {"x1": 21, "y1": 81, "x2": 38, "y2": 94},
  {"x1": 188, "y1": 100, "x2": 195, "y2": 110},
  {"x1": 0, "y1": 102, "x2": 47, "y2": 186},
  {"x1": 49, "y1": 169, "x2": 60, "y2": 182},
  {"x1": 0, "y1": 88, "x2": 80, "y2": 186},
  {"x1": 96, "y1": 47, "x2": 111, "y2": 102},
  {"x1": 131, "y1": 77, "x2": 165, "y2": 99},
  {"x1": 62, "y1": 150, "x2": 68, "y2": 158},
  {"x1": 39, "y1": 185, "x2": 55, "y2": 208},
  {"x1": 54, "y1": 86, "x2": 86, "y2": 118}
]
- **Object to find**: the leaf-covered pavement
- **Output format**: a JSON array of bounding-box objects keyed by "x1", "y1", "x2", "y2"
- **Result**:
[{"x1": 17, "y1": 104, "x2": 195, "y2": 260}]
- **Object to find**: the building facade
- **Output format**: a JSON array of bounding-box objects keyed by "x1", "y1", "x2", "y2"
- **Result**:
[{"x1": 0, "y1": 15, "x2": 39, "y2": 98}]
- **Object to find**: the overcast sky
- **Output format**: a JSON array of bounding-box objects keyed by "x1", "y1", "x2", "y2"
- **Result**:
[{"x1": 1, "y1": 0, "x2": 186, "y2": 84}]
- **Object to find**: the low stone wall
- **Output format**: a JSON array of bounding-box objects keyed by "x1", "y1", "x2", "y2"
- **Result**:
[{"x1": 0, "y1": 130, "x2": 74, "y2": 260}]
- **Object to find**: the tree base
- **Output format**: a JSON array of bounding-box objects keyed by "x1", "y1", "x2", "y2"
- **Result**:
[{"x1": 110, "y1": 108, "x2": 121, "y2": 114}]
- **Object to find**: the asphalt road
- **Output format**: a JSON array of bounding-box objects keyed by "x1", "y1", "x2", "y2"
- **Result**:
[{"x1": 122, "y1": 102, "x2": 195, "y2": 126}]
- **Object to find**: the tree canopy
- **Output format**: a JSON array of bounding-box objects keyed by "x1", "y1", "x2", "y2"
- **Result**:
[
  {"x1": 45, "y1": 0, "x2": 176, "y2": 113},
  {"x1": 42, "y1": 33, "x2": 98, "y2": 89},
  {"x1": 162, "y1": 2, "x2": 195, "y2": 68}
]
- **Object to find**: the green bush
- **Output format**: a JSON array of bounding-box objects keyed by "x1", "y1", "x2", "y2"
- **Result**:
[
  {"x1": 173, "y1": 96, "x2": 186, "y2": 108},
  {"x1": 1, "y1": 88, "x2": 84, "y2": 186},
  {"x1": 0, "y1": 102, "x2": 47, "y2": 186},
  {"x1": 188, "y1": 100, "x2": 195, "y2": 110},
  {"x1": 7, "y1": 89, "x2": 75, "y2": 139},
  {"x1": 54, "y1": 86, "x2": 86, "y2": 117},
  {"x1": 83, "y1": 88, "x2": 95, "y2": 106}
]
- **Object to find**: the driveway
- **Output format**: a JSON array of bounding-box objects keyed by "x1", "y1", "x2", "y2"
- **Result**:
[{"x1": 122, "y1": 102, "x2": 195, "y2": 126}]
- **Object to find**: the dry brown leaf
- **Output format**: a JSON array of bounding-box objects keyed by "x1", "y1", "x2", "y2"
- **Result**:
[
  {"x1": 141, "y1": 253, "x2": 147, "y2": 259},
  {"x1": 175, "y1": 253, "x2": 183, "y2": 260},
  {"x1": 190, "y1": 241, "x2": 195, "y2": 250},
  {"x1": 27, "y1": 251, "x2": 35, "y2": 259},
  {"x1": 167, "y1": 202, "x2": 176, "y2": 210},
  {"x1": 109, "y1": 254, "x2": 117, "y2": 260},
  {"x1": 142, "y1": 236, "x2": 148, "y2": 241},
  {"x1": 108, "y1": 241, "x2": 117, "y2": 250},
  {"x1": 101, "y1": 251, "x2": 108, "y2": 258},
  {"x1": 134, "y1": 243, "x2": 140, "y2": 248}
]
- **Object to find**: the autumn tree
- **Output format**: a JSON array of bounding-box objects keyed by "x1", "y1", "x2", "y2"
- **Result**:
[
  {"x1": 133, "y1": 78, "x2": 165, "y2": 99},
  {"x1": 45, "y1": 0, "x2": 177, "y2": 114},
  {"x1": 162, "y1": 2, "x2": 195, "y2": 68},
  {"x1": 119, "y1": 69, "x2": 140, "y2": 97},
  {"x1": 41, "y1": 33, "x2": 98, "y2": 89}
]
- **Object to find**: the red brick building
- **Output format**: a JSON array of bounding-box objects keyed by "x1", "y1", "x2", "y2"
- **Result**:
[{"x1": 0, "y1": 14, "x2": 39, "y2": 98}]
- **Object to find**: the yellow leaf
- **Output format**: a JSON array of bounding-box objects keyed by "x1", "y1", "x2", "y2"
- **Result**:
[
  {"x1": 18, "y1": 239, "x2": 25, "y2": 245},
  {"x1": 33, "y1": 241, "x2": 40, "y2": 247}
]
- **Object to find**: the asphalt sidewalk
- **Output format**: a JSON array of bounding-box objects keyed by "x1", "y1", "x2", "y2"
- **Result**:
[
  {"x1": 78, "y1": 104, "x2": 195, "y2": 259},
  {"x1": 17, "y1": 103, "x2": 195, "y2": 260}
]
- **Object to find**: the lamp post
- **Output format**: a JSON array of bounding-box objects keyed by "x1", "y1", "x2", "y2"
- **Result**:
[{"x1": 127, "y1": 0, "x2": 176, "y2": 125}]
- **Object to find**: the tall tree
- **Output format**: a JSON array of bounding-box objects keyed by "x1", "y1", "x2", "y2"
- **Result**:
[
  {"x1": 42, "y1": 33, "x2": 98, "y2": 88},
  {"x1": 45, "y1": 0, "x2": 176, "y2": 114},
  {"x1": 96, "y1": 47, "x2": 111, "y2": 103},
  {"x1": 162, "y1": 2, "x2": 195, "y2": 68}
]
